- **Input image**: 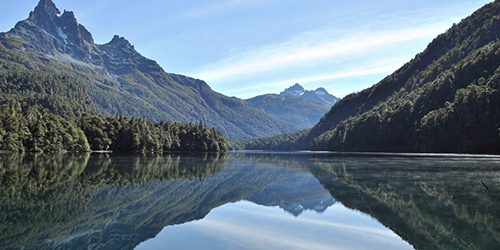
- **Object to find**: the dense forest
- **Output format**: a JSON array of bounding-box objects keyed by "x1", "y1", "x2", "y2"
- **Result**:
[
  {"x1": 0, "y1": 50, "x2": 97, "y2": 117},
  {"x1": 0, "y1": 0, "x2": 302, "y2": 140},
  {"x1": 0, "y1": 41, "x2": 227, "y2": 153},
  {"x1": 0, "y1": 102, "x2": 227, "y2": 153},
  {"x1": 78, "y1": 114, "x2": 227, "y2": 152},
  {"x1": 241, "y1": 1, "x2": 500, "y2": 154},
  {"x1": 0, "y1": 102, "x2": 89, "y2": 152}
]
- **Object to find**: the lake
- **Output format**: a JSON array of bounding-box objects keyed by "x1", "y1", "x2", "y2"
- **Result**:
[{"x1": 0, "y1": 151, "x2": 499, "y2": 250}]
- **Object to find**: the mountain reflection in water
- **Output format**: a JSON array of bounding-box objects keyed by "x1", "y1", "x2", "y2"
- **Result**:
[{"x1": 0, "y1": 152, "x2": 499, "y2": 250}]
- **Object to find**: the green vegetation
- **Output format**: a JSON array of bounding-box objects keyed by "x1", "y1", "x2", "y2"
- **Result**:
[
  {"x1": 241, "y1": 1, "x2": 500, "y2": 154},
  {"x1": 0, "y1": 102, "x2": 90, "y2": 152},
  {"x1": 0, "y1": 48, "x2": 96, "y2": 117},
  {"x1": 0, "y1": 40, "x2": 227, "y2": 153},
  {"x1": 0, "y1": 103, "x2": 227, "y2": 153},
  {"x1": 0, "y1": 11, "x2": 300, "y2": 140},
  {"x1": 78, "y1": 114, "x2": 227, "y2": 152},
  {"x1": 231, "y1": 129, "x2": 310, "y2": 151}
]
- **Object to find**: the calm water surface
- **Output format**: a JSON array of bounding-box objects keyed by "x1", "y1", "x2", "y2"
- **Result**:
[{"x1": 0, "y1": 151, "x2": 499, "y2": 249}]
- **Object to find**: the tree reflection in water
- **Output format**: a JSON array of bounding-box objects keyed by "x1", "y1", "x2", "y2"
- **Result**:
[{"x1": 0, "y1": 152, "x2": 499, "y2": 250}]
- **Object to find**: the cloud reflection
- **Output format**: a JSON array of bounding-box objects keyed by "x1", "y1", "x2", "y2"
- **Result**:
[{"x1": 137, "y1": 201, "x2": 414, "y2": 250}]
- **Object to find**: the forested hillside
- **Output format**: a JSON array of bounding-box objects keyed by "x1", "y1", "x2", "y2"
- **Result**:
[
  {"x1": 0, "y1": 48, "x2": 96, "y2": 117},
  {"x1": 0, "y1": 103, "x2": 227, "y2": 153},
  {"x1": 242, "y1": 0, "x2": 500, "y2": 154},
  {"x1": 0, "y1": 0, "x2": 300, "y2": 140}
]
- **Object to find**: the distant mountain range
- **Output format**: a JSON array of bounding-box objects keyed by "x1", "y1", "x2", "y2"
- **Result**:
[
  {"x1": 280, "y1": 83, "x2": 340, "y2": 106},
  {"x1": 0, "y1": 0, "x2": 307, "y2": 139},
  {"x1": 243, "y1": 83, "x2": 338, "y2": 128},
  {"x1": 242, "y1": 0, "x2": 500, "y2": 154}
]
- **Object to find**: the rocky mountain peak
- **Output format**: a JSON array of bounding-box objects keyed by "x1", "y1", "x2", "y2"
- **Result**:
[
  {"x1": 32, "y1": 0, "x2": 60, "y2": 17},
  {"x1": 27, "y1": 0, "x2": 60, "y2": 36},
  {"x1": 108, "y1": 35, "x2": 133, "y2": 48},
  {"x1": 279, "y1": 83, "x2": 339, "y2": 106},
  {"x1": 7, "y1": 0, "x2": 95, "y2": 60},
  {"x1": 280, "y1": 83, "x2": 305, "y2": 96},
  {"x1": 59, "y1": 10, "x2": 77, "y2": 25}
]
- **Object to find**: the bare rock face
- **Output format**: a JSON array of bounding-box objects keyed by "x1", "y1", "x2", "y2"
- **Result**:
[{"x1": 7, "y1": 0, "x2": 94, "y2": 62}]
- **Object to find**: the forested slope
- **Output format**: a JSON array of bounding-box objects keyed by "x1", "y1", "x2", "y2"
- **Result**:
[
  {"x1": 242, "y1": 0, "x2": 500, "y2": 154},
  {"x1": 0, "y1": 0, "x2": 300, "y2": 140},
  {"x1": 0, "y1": 48, "x2": 96, "y2": 117}
]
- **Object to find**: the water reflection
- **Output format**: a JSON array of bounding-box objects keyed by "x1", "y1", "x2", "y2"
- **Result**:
[
  {"x1": 308, "y1": 153, "x2": 500, "y2": 250},
  {"x1": 137, "y1": 201, "x2": 412, "y2": 250},
  {"x1": 0, "y1": 152, "x2": 499, "y2": 249},
  {"x1": 0, "y1": 153, "x2": 227, "y2": 250}
]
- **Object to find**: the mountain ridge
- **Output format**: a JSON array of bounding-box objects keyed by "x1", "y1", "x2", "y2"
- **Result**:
[
  {"x1": 241, "y1": 0, "x2": 500, "y2": 153},
  {"x1": 242, "y1": 83, "x2": 337, "y2": 128},
  {"x1": 243, "y1": 94, "x2": 330, "y2": 128},
  {"x1": 0, "y1": 0, "x2": 301, "y2": 139},
  {"x1": 309, "y1": 0, "x2": 500, "y2": 153},
  {"x1": 280, "y1": 83, "x2": 340, "y2": 106}
]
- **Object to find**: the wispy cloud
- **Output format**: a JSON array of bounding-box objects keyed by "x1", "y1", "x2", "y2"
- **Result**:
[
  {"x1": 185, "y1": 14, "x2": 456, "y2": 99},
  {"x1": 193, "y1": 24, "x2": 445, "y2": 83},
  {"x1": 225, "y1": 63, "x2": 403, "y2": 96}
]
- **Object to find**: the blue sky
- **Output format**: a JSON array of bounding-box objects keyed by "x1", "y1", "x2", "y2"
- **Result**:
[{"x1": 0, "y1": 0, "x2": 493, "y2": 98}]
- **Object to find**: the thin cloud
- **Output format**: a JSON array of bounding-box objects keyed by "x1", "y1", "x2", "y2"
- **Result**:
[
  {"x1": 192, "y1": 24, "x2": 447, "y2": 83},
  {"x1": 291, "y1": 64, "x2": 403, "y2": 83},
  {"x1": 230, "y1": 63, "x2": 402, "y2": 93}
]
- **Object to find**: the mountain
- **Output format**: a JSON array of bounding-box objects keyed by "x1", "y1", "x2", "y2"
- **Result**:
[
  {"x1": 0, "y1": 0, "x2": 300, "y2": 139},
  {"x1": 243, "y1": 94, "x2": 330, "y2": 128},
  {"x1": 243, "y1": 1, "x2": 500, "y2": 154},
  {"x1": 242, "y1": 84, "x2": 337, "y2": 129},
  {"x1": 280, "y1": 83, "x2": 340, "y2": 106}
]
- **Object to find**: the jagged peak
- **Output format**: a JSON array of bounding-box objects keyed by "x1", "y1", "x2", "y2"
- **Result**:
[
  {"x1": 60, "y1": 10, "x2": 76, "y2": 21},
  {"x1": 289, "y1": 83, "x2": 304, "y2": 91},
  {"x1": 281, "y1": 83, "x2": 305, "y2": 95},
  {"x1": 20, "y1": 0, "x2": 95, "y2": 45},
  {"x1": 32, "y1": 0, "x2": 60, "y2": 19},
  {"x1": 28, "y1": 1, "x2": 78, "y2": 28},
  {"x1": 108, "y1": 35, "x2": 134, "y2": 48}
]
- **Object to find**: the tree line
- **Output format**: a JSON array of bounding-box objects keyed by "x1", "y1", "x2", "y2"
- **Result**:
[
  {"x1": 0, "y1": 102, "x2": 227, "y2": 153},
  {"x1": 237, "y1": 2, "x2": 500, "y2": 154},
  {"x1": 78, "y1": 113, "x2": 227, "y2": 152}
]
